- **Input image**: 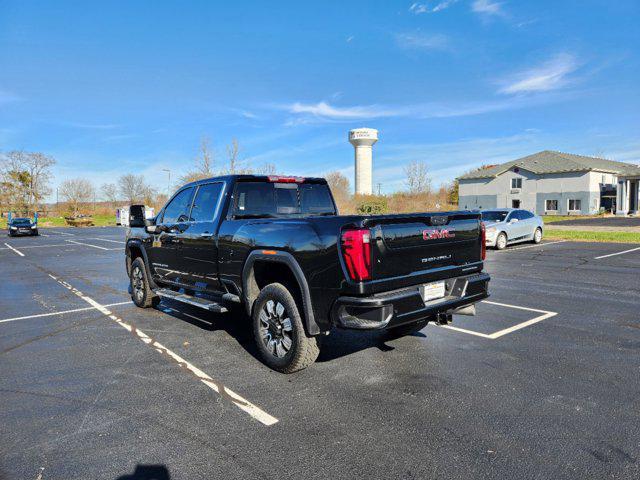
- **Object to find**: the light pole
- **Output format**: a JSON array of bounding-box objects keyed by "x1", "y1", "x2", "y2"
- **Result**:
[{"x1": 162, "y1": 169, "x2": 171, "y2": 196}]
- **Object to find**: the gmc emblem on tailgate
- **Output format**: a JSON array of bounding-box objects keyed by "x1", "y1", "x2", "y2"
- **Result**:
[{"x1": 423, "y1": 228, "x2": 455, "y2": 240}]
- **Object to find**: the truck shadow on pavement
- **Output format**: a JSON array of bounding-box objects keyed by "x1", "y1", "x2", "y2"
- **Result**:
[
  {"x1": 154, "y1": 300, "x2": 420, "y2": 365},
  {"x1": 116, "y1": 464, "x2": 170, "y2": 479}
]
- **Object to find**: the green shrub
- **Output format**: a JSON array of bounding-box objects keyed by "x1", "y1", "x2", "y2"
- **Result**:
[{"x1": 356, "y1": 197, "x2": 388, "y2": 215}]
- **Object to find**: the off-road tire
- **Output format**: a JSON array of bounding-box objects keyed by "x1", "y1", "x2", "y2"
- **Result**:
[
  {"x1": 495, "y1": 232, "x2": 508, "y2": 250},
  {"x1": 533, "y1": 227, "x2": 542, "y2": 244},
  {"x1": 130, "y1": 257, "x2": 159, "y2": 308},
  {"x1": 252, "y1": 283, "x2": 320, "y2": 373}
]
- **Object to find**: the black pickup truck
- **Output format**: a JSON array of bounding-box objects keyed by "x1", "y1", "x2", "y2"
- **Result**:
[{"x1": 125, "y1": 174, "x2": 489, "y2": 372}]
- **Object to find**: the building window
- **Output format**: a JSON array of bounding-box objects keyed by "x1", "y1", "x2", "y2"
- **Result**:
[
  {"x1": 511, "y1": 178, "x2": 522, "y2": 189},
  {"x1": 568, "y1": 199, "x2": 581, "y2": 212},
  {"x1": 545, "y1": 200, "x2": 558, "y2": 211}
]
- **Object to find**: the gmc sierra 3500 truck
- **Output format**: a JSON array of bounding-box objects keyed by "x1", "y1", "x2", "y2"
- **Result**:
[{"x1": 125, "y1": 174, "x2": 489, "y2": 372}]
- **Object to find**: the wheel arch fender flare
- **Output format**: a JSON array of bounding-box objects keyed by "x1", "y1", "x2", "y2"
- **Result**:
[
  {"x1": 126, "y1": 240, "x2": 158, "y2": 289},
  {"x1": 242, "y1": 250, "x2": 320, "y2": 335}
]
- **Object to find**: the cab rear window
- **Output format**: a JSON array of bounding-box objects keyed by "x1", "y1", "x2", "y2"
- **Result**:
[{"x1": 233, "y1": 182, "x2": 335, "y2": 218}]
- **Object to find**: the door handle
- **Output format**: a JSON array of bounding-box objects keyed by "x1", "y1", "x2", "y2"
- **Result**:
[{"x1": 200, "y1": 232, "x2": 213, "y2": 238}]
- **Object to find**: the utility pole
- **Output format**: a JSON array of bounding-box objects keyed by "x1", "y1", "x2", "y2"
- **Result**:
[
  {"x1": 162, "y1": 169, "x2": 171, "y2": 196},
  {"x1": 377, "y1": 183, "x2": 382, "y2": 196}
]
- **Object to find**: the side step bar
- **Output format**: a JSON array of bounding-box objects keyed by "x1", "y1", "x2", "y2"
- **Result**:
[{"x1": 155, "y1": 288, "x2": 228, "y2": 313}]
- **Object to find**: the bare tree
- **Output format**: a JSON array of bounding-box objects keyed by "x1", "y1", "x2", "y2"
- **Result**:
[
  {"x1": 180, "y1": 136, "x2": 216, "y2": 183},
  {"x1": 227, "y1": 138, "x2": 240, "y2": 174},
  {"x1": 324, "y1": 171, "x2": 352, "y2": 213},
  {"x1": 325, "y1": 171, "x2": 350, "y2": 198},
  {"x1": 118, "y1": 174, "x2": 153, "y2": 204},
  {"x1": 224, "y1": 138, "x2": 253, "y2": 174},
  {"x1": 1, "y1": 151, "x2": 55, "y2": 213},
  {"x1": 258, "y1": 162, "x2": 277, "y2": 175},
  {"x1": 404, "y1": 160, "x2": 431, "y2": 194},
  {"x1": 101, "y1": 183, "x2": 119, "y2": 204},
  {"x1": 60, "y1": 178, "x2": 95, "y2": 215}
]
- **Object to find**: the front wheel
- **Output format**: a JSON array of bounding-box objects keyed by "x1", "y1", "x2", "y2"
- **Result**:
[
  {"x1": 533, "y1": 227, "x2": 542, "y2": 244},
  {"x1": 252, "y1": 283, "x2": 320, "y2": 373},
  {"x1": 130, "y1": 257, "x2": 159, "y2": 308}
]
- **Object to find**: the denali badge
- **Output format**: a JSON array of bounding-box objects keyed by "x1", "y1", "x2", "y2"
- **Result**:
[
  {"x1": 422, "y1": 254, "x2": 452, "y2": 263},
  {"x1": 423, "y1": 229, "x2": 455, "y2": 240}
]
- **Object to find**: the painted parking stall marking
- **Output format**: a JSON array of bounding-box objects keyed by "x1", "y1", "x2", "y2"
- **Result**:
[
  {"x1": 64, "y1": 239, "x2": 111, "y2": 250},
  {"x1": 88, "y1": 237, "x2": 125, "y2": 244},
  {"x1": 493, "y1": 240, "x2": 567, "y2": 253},
  {"x1": 439, "y1": 300, "x2": 557, "y2": 339},
  {"x1": 594, "y1": 246, "x2": 640, "y2": 260},
  {"x1": 46, "y1": 273, "x2": 278, "y2": 426},
  {"x1": 0, "y1": 243, "x2": 73, "y2": 250},
  {"x1": 0, "y1": 301, "x2": 131, "y2": 325},
  {"x1": 4, "y1": 243, "x2": 25, "y2": 257}
]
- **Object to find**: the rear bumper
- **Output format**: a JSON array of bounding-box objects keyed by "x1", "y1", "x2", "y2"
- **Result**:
[{"x1": 331, "y1": 272, "x2": 490, "y2": 330}]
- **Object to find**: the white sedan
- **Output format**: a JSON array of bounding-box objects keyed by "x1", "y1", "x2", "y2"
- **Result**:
[{"x1": 481, "y1": 208, "x2": 544, "y2": 250}]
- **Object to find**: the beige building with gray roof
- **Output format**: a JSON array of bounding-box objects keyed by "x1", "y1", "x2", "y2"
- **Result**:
[{"x1": 457, "y1": 151, "x2": 640, "y2": 215}]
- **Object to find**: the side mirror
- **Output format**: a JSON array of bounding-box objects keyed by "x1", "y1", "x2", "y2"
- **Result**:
[
  {"x1": 510, "y1": 218, "x2": 519, "y2": 224},
  {"x1": 129, "y1": 204, "x2": 146, "y2": 228}
]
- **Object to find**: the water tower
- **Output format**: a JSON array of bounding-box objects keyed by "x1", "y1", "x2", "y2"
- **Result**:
[{"x1": 349, "y1": 128, "x2": 378, "y2": 195}]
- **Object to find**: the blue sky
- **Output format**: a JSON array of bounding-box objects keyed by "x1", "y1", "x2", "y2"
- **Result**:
[{"x1": 1, "y1": 0, "x2": 639, "y2": 198}]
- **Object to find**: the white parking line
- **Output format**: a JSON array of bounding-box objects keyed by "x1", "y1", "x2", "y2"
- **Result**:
[
  {"x1": 0, "y1": 243, "x2": 71, "y2": 250},
  {"x1": 493, "y1": 240, "x2": 567, "y2": 252},
  {"x1": 64, "y1": 239, "x2": 110, "y2": 250},
  {"x1": 4, "y1": 243, "x2": 25, "y2": 257},
  {"x1": 594, "y1": 246, "x2": 640, "y2": 260},
  {"x1": 438, "y1": 300, "x2": 557, "y2": 339},
  {"x1": 47, "y1": 273, "x2": 278, "y2": 426},
  {"x1": 0, "y1": 301, "x2": 131, "y2": 324},
  {"x1": 88, "y1": 237, "x2": 125, "y2": 244}
]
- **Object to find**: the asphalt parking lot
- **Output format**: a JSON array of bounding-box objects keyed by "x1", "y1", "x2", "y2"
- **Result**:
[{"x1": 1, "y1": 228, "x2": 639, "y2": 479}]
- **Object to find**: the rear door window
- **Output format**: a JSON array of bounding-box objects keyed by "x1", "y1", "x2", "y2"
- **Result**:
[{"x1": 190, "y1": 183, "x2": 224, "y2": 222}]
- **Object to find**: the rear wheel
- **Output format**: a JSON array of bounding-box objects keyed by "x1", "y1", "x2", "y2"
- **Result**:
[
  {"x1": 533, "y1": 227, "x2": 542, "y2": 244},
  {"x1": 495, "y1": 232, "x2": 508, "y2": 250},
  {"x1": 252, "y1": 283, "x2": 320, "y2": 373},
  {"x1": 130, "y1": 257, "x2": 159, "y2": 308}
]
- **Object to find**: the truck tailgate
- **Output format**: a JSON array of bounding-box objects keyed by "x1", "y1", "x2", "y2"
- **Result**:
[{"x1": 362, "y1": 212, "x2": 482, "y2": 281}]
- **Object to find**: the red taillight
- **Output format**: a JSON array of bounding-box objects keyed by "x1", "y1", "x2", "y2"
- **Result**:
[
  {"x1": 268, "y1": 175, "x2": 305, "y2": 183},
  {"x1": 341, "y1": 228, "x2": 372, "y2": 282},
  {"x1": 480, "y1": 221, "x2": 486, "y2": 260}
]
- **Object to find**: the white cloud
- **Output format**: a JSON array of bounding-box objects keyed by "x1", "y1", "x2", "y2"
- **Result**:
[
  {"x1": 283, "y1": 93, "x2": 575, "y2": 124},
  {"x1": 409, "y1": 1, "x2": 457, "y2": 14},
  {"x1": 288, "y1": 101, "x2": 400, "y2": 119},
  {"x1": 395, "y1": 32, "x2": 449, "y2": 51},
  {"x1": 57, "y1": 121, "x2": 121, "y2": 130},
  {"x1": 471, "y1": 0, "x2": 504, "y2": 17},
  {"x1": 499, "y1": 53, "x2": 580, "y2": 95},
  {"x1": 409, "y1": 2, "x2": 429, "y2": 14}
]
